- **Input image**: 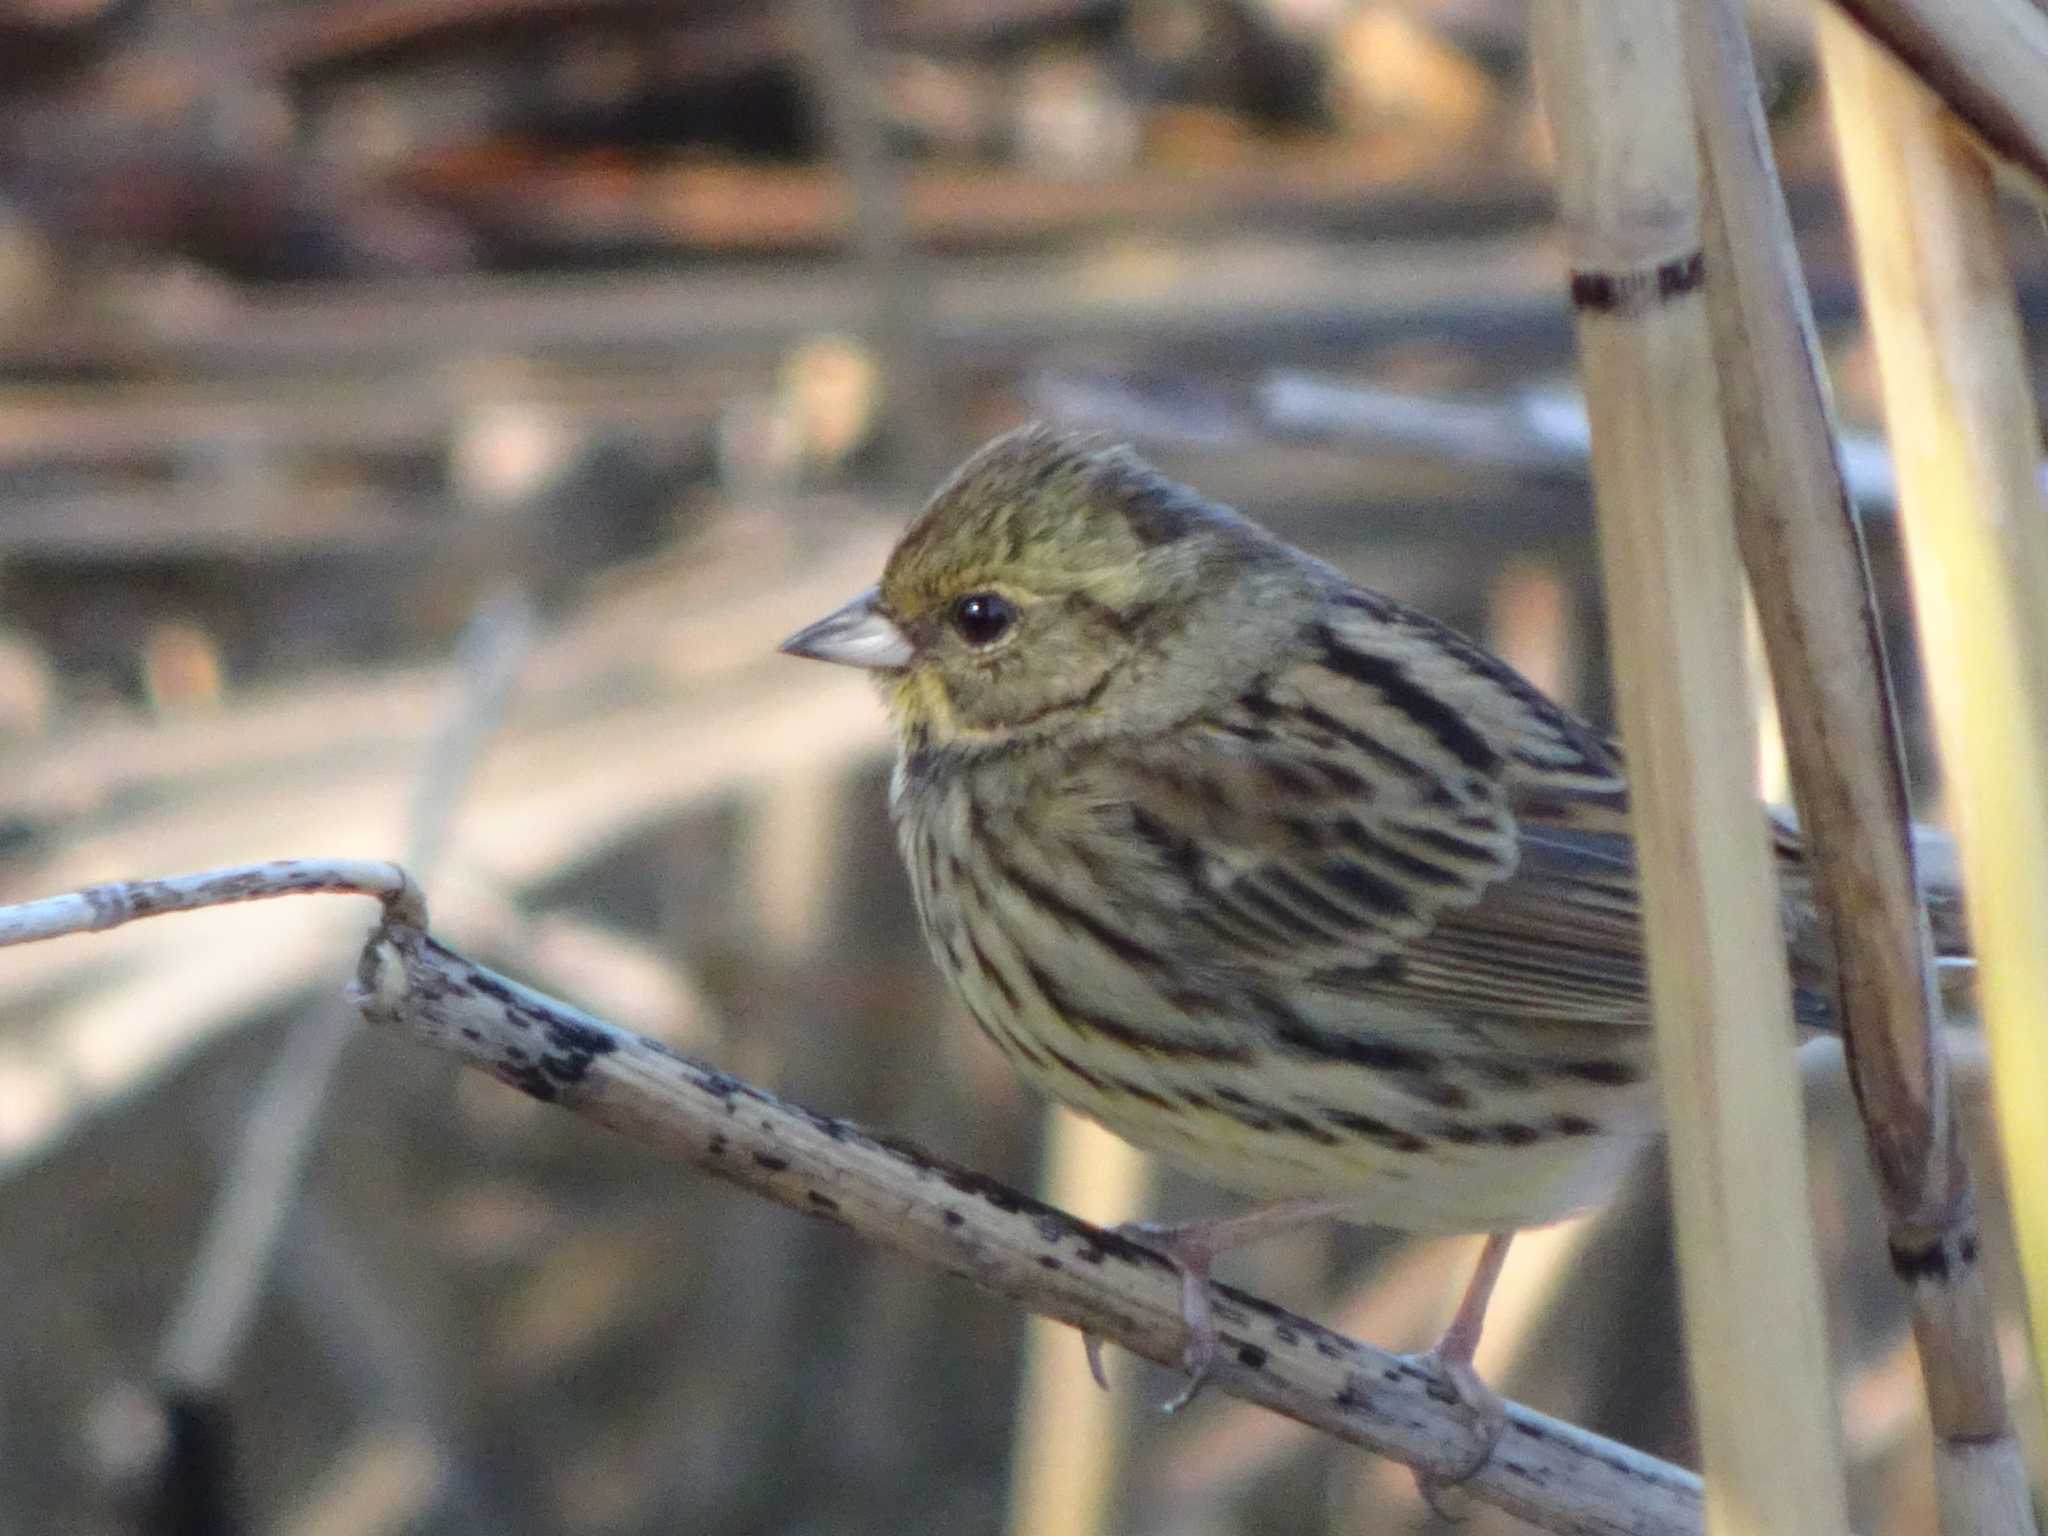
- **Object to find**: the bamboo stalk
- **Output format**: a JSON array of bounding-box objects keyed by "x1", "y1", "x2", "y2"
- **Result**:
[
  {"x1": 1821, "y1": 8, "x2": 2048, "y2": 1438},
  {"x1": 1681, "y1": 5, "x2": 2035, "y2": 1532},
  {"x1": 1826, "y1": 0, "x2": 2048, "y2": 193},
  {"x1": 1530, "y1": 2, "x2": 1852, "y2": 1531}
]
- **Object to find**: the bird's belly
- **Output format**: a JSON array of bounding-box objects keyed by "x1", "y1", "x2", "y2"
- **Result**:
[
  {"x1": 900, "y1": 783, "x2": 1659, "y2": 1236},
  {"x1": 1000, "y1": 1036, "x2": 1655, "y2": 1235},
  {"x1": 928, "y1": 901, "x2": 1664, "y2": 1233}
]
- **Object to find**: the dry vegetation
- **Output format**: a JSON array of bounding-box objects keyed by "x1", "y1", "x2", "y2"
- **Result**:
[{"x1": 0, "y1": 2, "x2": 2043, "y2": 1534}]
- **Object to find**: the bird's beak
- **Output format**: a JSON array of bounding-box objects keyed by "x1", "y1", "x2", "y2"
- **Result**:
[{"x1": 778, "y1": 586, "x2": 914, "y2": 671}]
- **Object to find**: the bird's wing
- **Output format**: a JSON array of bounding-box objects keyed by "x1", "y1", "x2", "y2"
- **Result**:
[
  {"x1": 1309, "y1": 595, "x2": 1854, "y2": 1029},
  {"x1": 1060, "y1": 594, "x2": 1837, "y2": 1041},
  {"x1": 1054, "y1": 596, "x2": 1631, "y2": 1011}
]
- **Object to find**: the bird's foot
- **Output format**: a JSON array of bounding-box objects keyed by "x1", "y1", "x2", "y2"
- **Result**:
[
  {"x1": 1083, "y1": 1219, "x2": 1219, "y2": 1412},
  {"x1": 1399, "y1": 1344, "x2": 1507, "y2": 1518}
]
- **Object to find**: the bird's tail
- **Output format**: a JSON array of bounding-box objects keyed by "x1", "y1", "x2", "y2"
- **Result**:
[{"x1": 1913, "y1": 822, "x2": 1972, "y2": 964}]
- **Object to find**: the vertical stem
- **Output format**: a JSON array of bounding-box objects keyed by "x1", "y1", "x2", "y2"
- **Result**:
[
  {"x1": 789, "y1": 0, "x2": 948, "y2": 486},
  {"x1": 1006, "y1": 1111, "x2": 1146, "y2": 1536},
  {"x1": 1684, "y1": 4, "x2": 2035, "y2": 1529},
  {"x1": 1822, "y1": 8, "x2": 2048, "y2": 1445},
  {"x1": 1824, "y1": 0, "x2": 2048, "y2": 191},
  {"x1": 1531, "y1": 1, "x2": 1852, "y2": 1529}
]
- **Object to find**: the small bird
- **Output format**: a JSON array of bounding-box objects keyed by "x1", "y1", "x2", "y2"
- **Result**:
[{"x1": 780, "y1": 425, "x2": 1964, "y2": 1473}]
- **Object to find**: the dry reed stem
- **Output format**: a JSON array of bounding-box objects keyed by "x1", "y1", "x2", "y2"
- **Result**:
[
  {"x1": 1681, "y1": 6, "x2": 2034, "y2": 1532},
  {"x1": 1826, "y1": 0, "x2": 2048, "y2": 193},
  {"x1": 786, "y1": 0, "x2": 946, "y2": 485},
  {"x1": 1821, "y1": 10, "x2": 2048, "y2": 1446},
  {"x1": 1531, "y1": 0, "x2": 1851, "y2": 1530},
  {"x1": 2, "y1": 235, "x2": 1562, "y2": 375},
  {"x1": 1005, "y1": 1110, "x2": 1146, "y2": 1536},
  {"x1": 0, "y1": 860, "x2": 1707, "y2": 1536}
]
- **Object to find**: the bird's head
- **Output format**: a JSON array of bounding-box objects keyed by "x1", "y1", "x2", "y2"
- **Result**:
[{"x1": 780, "y1": 426, "x2": 1313, "y2": 754}]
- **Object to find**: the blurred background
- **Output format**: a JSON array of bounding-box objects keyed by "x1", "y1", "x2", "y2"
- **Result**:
[{"x1": 0, "y1": 0, "x2": 2044, "y2": 1532}]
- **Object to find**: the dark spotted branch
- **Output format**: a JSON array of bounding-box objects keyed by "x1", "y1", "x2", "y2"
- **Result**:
[
  {"x1": 351, "y1": 915, "x2": 1703, "y2": 1536},
  {"x1": 0, "y1": 862, "x2": 1703, "y2": 1536}
]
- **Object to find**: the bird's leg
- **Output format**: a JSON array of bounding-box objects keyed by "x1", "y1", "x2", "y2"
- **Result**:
[
  {"x1": 1084, "y1": 1196, "x2": 1354, "y2": 1411},
  {"x1": 1405, "y1": 1231, "x2": 1513, "y2": 1508}
]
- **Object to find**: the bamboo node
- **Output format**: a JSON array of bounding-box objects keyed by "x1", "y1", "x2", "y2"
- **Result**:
[
  {"x1": 1887, "y1": 1229, "x2": 1982, "y2": 1285},
  {"x1": 1568, "y1": 250, "x2": 1707, "y2": 313}
]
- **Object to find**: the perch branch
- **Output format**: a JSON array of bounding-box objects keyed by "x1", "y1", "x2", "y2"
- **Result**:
[
  {"x1": 350, "y1": 917, "x2": 1702, "y2": 1536},
  {"x1": 0, "y1": 859, "x2": 1705, "y2": 1536}
]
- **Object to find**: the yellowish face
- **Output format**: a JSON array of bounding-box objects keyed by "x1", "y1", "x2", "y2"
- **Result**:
[
  {"x1": 781, "y1": 424, "x2": 1312, "y2": 760},
  {"x1": 785, "y1": 426, "x2": 1215, "y2": 749},
  {"x1": 874, "y1": 549, "x2": 1154, "y2": 747}
]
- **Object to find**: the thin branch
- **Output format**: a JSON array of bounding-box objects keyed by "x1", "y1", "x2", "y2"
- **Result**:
[
  {"x1": 1026, "y1": 366, "x2": 2048, "y2": 516},
  {"x1": 1682, "y1": 7, "x2": 2033, "y2": 1532},
  {"x1": 349, "y1": 915, "x2": 1703, "y2": 1536},
  {"x1": 0, "y1": 860, "x2": 421, "y2": 947},
  {"x1": 0, "y1": 857, "x2": 1710, "y2": 1535},
  {"x1": 0, "y1": 235, "x2": 1566, "y2": 375}
]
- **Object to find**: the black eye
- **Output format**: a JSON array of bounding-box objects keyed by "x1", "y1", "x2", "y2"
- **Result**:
[{"x1": 950, "y1": 591, "x2": 1017, "y2": 647}]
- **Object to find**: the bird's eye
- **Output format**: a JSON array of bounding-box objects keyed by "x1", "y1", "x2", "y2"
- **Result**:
[{"x1": 950, "y1": 591, "x2": 1017, "y2": 647}]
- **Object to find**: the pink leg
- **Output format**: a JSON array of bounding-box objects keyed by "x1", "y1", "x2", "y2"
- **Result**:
[
  {"x1": 1409, "y1": 1232, "x2": 1513, "y2": 1504},
  {"x1": 1085, "y1": 1196, "x2": 1353, "y2": 1410},
  {"x1": 1436, "y1": 1229, "x2": 1512, "y2": 1367}
]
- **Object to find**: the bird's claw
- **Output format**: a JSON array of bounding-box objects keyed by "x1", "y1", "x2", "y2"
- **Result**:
[
  {"x1": 1158, "y1": 1308, "x2": 1218, "y2": 1413},
  {"x1": 1081, "y1": 1220, "x2": 1220, "y2": 1411},
  {"x1": 1401, "y1": 1346, "x2": 1507, "y2": 1518},
  {"x1": 1084, "y1": 1330, "x2": 1111, "y2": 1392}
]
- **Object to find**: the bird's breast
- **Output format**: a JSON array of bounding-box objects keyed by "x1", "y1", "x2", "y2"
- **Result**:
[{"x1": 888, "y1": 754, "x2": 1658, "y2": 1234}]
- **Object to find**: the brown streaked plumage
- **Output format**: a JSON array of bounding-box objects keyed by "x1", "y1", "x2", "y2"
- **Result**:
[{"x1": 780, "y1": 424, "x2": 1969, "y2": 1462}]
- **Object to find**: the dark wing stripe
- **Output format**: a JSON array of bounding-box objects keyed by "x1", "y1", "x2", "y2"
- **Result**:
[
  {"x1": 1315, "y1": 858, "x2": 1416, "y2": 919},
  {"x1": 1264, "y1": 866, "x2": 1375, "y2": 933},
  {"x1": 1390, "y1": 959, "x2": 1640, "y2": 1014},
  {"x1": 966, "y1": 934, "x2": 1023, "y2": 1012},
  {"x1": 1127, "y1": 804, "x2": 1207, "y2": 896},
  {"x1": 1313, "y1": 627, "x2": 1502, "y2": 774},
  {"x1": 1193, "y1": 903, "x2": 1296, "y2": 955},
  {"x1": 1311, "y1": 759, "x2": 1370, "y2": 795},
  {"x1": 1294, "y1": 700, "x2": 1432, "y2": 787},
  {"x1": 1396, "y1": 824, "x2": 1504, "y2": 867},
  {"x1": 1319, "y1": 1109, "x2": 1429, "y2": 1153},
  {"x1": 1207, "y1": 1087, "x2": 1343, "y2": 1144},
  {"x1": 1254, "y1": 993, "x2": 1442, "y2": 1074},
  {"x1": 1238, "y1": 687, "x2": 1284, "y2": 719},
  {"x1": 1332, "y1": 817, "x2": 1472, "y2": 889},
  {"x1": 1233, "y1": 876, "x2": 1349, "y2": 944}
]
